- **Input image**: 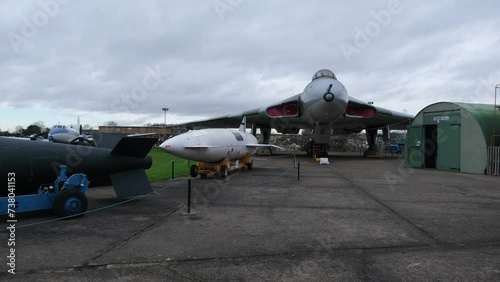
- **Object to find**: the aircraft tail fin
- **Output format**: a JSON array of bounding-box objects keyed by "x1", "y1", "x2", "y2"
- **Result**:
[
  {"x1": 239, "y1": 117, "x2": 247, "y2": 132},
  {"x1": 77, "y1": 116, "x2": 81, "y2": 134},
  {"x1": 110, "y1": 169, "x2": 153, "y2": 197}
]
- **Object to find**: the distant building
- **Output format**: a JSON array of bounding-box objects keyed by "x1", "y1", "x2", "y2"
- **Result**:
[{"x1": 98, "y1": 126, "x2": 173, "y2": 136}]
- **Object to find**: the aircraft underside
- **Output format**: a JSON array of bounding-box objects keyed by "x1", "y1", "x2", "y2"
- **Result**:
[{"x1": 252, "y1": 121, "x2": 382, "y2": 158}]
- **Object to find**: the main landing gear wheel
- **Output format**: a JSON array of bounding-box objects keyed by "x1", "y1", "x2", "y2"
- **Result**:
[
  {"x1": 247, "y1": 162, "x2": 253, "y2": 171},
  {"x1": 220, "y1": 165, "x2": 228, "y2": 179},
  {"x1": 54, "y1": 189, "x2": 88, "y2": 218},
  {"x1": 190, "y1": 164, "x2": 198, "y2": 178}
]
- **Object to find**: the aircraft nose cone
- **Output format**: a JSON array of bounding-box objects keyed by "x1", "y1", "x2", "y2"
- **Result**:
[
  {"x1": 302, "y1": 79, "x2": 348, "y2": 123},
  {"x1": 159, "y1": 139, "x2": 173, "y2": 153},
  {"x1": 323, "y1": 92, "x2": 334, "y2": 102},
  {"x1": 159, "y1": 136, "x2": 185, "y2": 157},
  {"x1": 323, "y1": 84, "x2": 335, "y2": 102}
]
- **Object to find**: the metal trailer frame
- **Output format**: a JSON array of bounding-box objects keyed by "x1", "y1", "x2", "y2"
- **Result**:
[
  {"x1": 189, "y1": 154, "x2": 253, "y2": 179},
  {"x1": 1, "y1": 165, "x2": 89, "y2": 218}
]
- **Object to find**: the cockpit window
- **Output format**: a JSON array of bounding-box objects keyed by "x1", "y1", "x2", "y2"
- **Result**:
[
  {"x1": 232, "y1": 132, "x2": 244, "y2": 141},
  {"x1": 312, "y1": 69, "x2": 336, "y2": 81}
]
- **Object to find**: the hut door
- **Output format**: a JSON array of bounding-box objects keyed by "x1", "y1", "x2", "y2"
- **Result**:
[
  {"x1": 424, "y1": 125, "x2": 437, "y2": 168},
  {"x1": 406, "y1": 126, "x2": 423, "y2": 168},
  {"x1": 437, "y1": 123, "x2": 460, "y2": 171}
]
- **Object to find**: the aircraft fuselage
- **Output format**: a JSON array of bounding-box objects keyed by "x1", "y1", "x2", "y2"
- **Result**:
[
  {"x1": 48, "y1": 129, "x2": 79, "y2": 143},
  {"x1": 160, "y1": 129, "x2": 259, "y2": 163},
  {"x1": 300, "y1": 73, "x2": 349, "y2": 125}
]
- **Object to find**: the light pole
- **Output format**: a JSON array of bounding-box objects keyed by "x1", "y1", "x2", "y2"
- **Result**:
[
  {"x1": 493, "y1": 85, "x2": 500, "y2": 146},
  {"x1": 162, "y1": 107, "x2": 169, "y2": 126}
]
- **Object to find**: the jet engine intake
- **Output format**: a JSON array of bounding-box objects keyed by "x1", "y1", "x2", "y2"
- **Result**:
[
  {"x1": 266, "y1": 102, "x2": 299, "y2": 117},
  {"x1": 345, "y1": 102, "x2": 377, "y2": 118}
]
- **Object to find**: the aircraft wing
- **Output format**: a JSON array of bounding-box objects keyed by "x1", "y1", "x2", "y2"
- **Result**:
[
  {"x1": 332, "y1": 97, "x2": 413, "y2": 131},
  {"x1": 178, "y1": 93, "x2": 412, "y2": 131},
  {"x1": 179, "y1": 94, "x2": 306, "y2": 129},
  {"x1": 181, "y1": 108, "x2": 276, "y2": 129}
]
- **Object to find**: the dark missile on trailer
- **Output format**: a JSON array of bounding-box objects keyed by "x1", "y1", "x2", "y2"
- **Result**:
[{"x1": 0, "y1": 132, "x2": 157, "y2": 198}]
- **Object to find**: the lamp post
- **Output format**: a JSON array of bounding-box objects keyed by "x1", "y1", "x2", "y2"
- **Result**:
[
  {"x1": 162, "y1": 107, "x2": 169, "y2": 126},
  {"x1": 493, "y1": 85, "x2": 500, "y2": 146}
]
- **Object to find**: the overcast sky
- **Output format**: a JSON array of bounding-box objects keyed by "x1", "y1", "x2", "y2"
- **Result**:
[{"x1": 1, "y1": 0, "x2": 499, "y2": 131}]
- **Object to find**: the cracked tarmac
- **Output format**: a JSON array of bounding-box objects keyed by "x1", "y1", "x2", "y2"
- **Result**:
[{"x1": 1, "y1": 154, "x2": 500, "y2": 281}]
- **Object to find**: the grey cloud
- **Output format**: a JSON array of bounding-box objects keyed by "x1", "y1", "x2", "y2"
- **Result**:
[{"x1": 1, "y1": 0, "x2": 499, "y2": 126}]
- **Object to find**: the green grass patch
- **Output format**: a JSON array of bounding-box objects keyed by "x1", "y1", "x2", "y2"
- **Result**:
[{"x1": 146, "y1": 148, "x2": 192, "y2": 181}]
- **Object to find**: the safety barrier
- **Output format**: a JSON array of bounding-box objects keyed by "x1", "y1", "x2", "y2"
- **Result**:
[{"x1": 487, "y1": 146, "x2": 500, "y2": 175}]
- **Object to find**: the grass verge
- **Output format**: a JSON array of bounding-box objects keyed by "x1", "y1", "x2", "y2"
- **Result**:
[{"x1": 146, "y1": 148, "x2": 191, "y2": 181}]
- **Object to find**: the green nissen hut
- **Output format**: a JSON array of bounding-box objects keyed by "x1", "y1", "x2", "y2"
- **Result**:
[{"x1": 406, "y1": 102, "x2": 500, "y2": 174}]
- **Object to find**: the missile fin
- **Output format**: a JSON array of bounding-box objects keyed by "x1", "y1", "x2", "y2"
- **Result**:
[
  {"x1": 239, "y1": 117, "x2": 247, "y2": 132},
  {"x1": 246, "y1": 144, "x2": 285, "y2": 150},
  {"x1": 110, "y1": 137, "x2": 158, "y2": 158},
  {"x1": 110, "y1": 169, "x2": 153, "y2": 197},
  {"x1": 92, "y1": 132, "x2": 157, "y2": 158},
  {"x1": 91, "y1": 132, "x2": 127, "y2": 149}
]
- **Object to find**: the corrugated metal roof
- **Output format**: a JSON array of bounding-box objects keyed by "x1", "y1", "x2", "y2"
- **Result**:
[{"x1": 417, "y1": 102, "x2": 500, "y2": 146}]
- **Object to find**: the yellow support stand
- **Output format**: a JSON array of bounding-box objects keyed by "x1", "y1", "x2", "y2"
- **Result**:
[
  {"x1": 194, "y1": 154, "x2": 253, "y2": 178},
  {"x1": 239, "y1": 154, "x2": 252, "y2": 168}
]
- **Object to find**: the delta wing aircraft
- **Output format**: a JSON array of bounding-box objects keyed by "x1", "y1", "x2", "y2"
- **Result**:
[{"x1": 181, "y1": 69, "x2": 413, "y2": 157}]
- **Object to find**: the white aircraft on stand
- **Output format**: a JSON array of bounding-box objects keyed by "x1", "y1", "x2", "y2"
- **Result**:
[
  {"x1": 160, "y1": 117, "x2": 282, "y2": 178},
  {"x1": 48, "y1": 117, "x2": 93, "y2": 144},
  {"x1": 179, "y1": 69, "x2": 414, "y2": 157}
]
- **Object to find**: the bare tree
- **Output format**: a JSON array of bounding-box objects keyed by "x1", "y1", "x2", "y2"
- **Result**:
[
  {"x1": 15, "y1": 125, "x2": 24, "y2": 134},
  {"x1": 83, "y1": 124, "x2": 93, "y2": 130},
  {"x1": 104, "y1": 121, "x2": 118, "y2": 126},
  {"x1": 33, "y1": 121, "x2": 46, "y2": 129}
]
